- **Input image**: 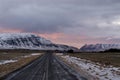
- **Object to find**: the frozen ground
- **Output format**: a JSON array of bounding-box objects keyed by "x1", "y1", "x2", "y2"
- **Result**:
[
  {"x1": 22, "y1": 53, "x2": 41, "y2": 58},
  {"x1": 3, "y1": 53, "x2": 87, "y2": 80},
  {"x1": 60, "y1": 54, "x2": 120, "y2": 80},
  {"x1": 0, "y1": 60, "x2": 18, "y2": 65},
  {"x1": 0, "y1": 53, "x2": 41, "y2": 65}
]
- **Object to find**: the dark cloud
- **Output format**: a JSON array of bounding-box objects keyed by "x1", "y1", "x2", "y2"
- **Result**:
[{"x1": 0, "y1": 0, "x2": 120, "y2": 36}]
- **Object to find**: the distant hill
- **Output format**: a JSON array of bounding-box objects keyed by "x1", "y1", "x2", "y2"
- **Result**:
[
  {"x1": 0, "y1": 33, "x2": 78, "y2": 51},
  {"x1": 103, "y1": 49, "x2": 120, "y2": 52},
  {"x1": 80, "y1": 44, "x2": 120, "y2": 52}
]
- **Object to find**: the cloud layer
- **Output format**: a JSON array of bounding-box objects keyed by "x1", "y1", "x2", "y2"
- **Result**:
[{"x1": 0, "y1": 0, "x2": 120, "y2": 47}]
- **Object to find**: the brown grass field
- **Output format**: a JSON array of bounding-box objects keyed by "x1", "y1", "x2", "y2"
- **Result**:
[
  {"x1": 0, "y1": 52, "x2": 42, "y2": 78},
  {"x1": 69, "y1": 52, "x2": 120, "y2": 67}
]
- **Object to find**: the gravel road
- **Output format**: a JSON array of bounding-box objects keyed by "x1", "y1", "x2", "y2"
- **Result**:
[{"x1": 2, "y1": 53, "x2": 87, "y2": 80}]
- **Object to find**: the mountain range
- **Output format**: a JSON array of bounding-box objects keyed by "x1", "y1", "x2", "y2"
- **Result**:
[
  {"x1": 1, "y1": 33, "x2": 120, "y2": 52},
  {"x1": 80, "y1": 44, "x2": 120, "y2": 52},
  {"x1": 0, "y1": 33, "x2": 78, "y2": 51}
]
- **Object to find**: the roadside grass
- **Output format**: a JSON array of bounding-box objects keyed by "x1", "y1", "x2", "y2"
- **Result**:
[
  {"x1": 0, "y1": 52, "x2": 42, "y2": 78},
  {"x1": 68, "y1": 52, "x2": 120, "y2": 67},
  {"x1": 0, "y1": 52, "x2": 34, "y2": 60}
]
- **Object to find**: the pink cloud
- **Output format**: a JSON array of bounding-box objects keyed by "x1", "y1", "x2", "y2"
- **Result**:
[
  {"x1": 37, "y1": 33, "x2": 88, "y2": 48},
  {"x1": 37, "y1": 33, "x2": 116, "y2": 48},
  {"x1": 38, "y1": 33, "x2": 65, "y2": 40},
  {"x1": 0, "y1": 27, "x2": 116, "y2": 48},
  {"x1": 0, "y1": 27, "x2": 23, "y2": 33}
]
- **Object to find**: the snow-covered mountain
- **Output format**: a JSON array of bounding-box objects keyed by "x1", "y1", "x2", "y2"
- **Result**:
[
  {"x1": 80, "y1": 44, "x2": 120, "y2": 52},
  {"x1": 0, "y1": 33, "x2": 78, "y2": 51}
]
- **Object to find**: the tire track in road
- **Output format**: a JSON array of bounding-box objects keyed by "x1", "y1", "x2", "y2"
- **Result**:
[
  {"x1": 52, "y1": 54, "x2": 87, "y2": 80},
  {"x1": 2, "y1": 53, "x2": 88, "y2": 80}
]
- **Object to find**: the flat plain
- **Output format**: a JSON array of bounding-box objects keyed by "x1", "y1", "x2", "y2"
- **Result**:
[
  {"x1": 69, "y1": 52, "x2": 120, "y2": 67},
  {"x1": 0, "y1": 52, "x2": 42, "y2": 78}
]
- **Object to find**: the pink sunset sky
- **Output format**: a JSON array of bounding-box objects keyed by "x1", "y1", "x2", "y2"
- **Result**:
[
  {"x1": 0, "y1": 27, "x2": 119, "y2": 48},
  {"x1": 0, "y1": 0, "x2": 120, "y2": 48}
]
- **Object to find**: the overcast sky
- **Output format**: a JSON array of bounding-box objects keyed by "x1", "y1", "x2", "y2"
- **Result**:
[{"x1": 0, "y1": 0, "x2": 120, "y2": 48}]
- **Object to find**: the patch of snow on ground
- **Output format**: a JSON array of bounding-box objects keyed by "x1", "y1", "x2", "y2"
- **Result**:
[
  {"x1": 55, "y1": 53, "x2": 63, "y2": 56},
  {"x1": 31, "y1": 53, "x2": 41, "y2": 56},
  {"x1": 22, "y1": 53, "x2": 41, "y2": 58},
  {"x1": 0, "y1": 53, "x2": 41, "y2": 65},
  {"x1": 0, "y1": 60, "x2": 18, "y2": 65},
  {"x1": 61, "y1": 55, "x2": 120, "y2": 80}
]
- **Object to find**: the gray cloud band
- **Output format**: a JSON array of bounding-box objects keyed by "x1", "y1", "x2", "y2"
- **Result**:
[{"x1": 0, "y1": 0, "x2": 120, "y2": 37}]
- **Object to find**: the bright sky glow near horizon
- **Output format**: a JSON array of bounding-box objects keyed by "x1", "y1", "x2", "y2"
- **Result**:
[{"x1": 0, "y1": 0, "x2": 120, "y2": 48}]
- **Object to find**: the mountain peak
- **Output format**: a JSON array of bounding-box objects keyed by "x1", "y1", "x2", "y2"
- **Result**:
[{"x1": 80, "y1": 44, "x2": 120, "y2": 52}]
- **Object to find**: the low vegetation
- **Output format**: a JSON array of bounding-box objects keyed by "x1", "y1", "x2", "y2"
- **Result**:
[
  {"x1": 69, "y1": 52, "x2": 120, "y2": 67},
  {"x1": 0, "y1": 52, "x2": 42, "y2": 78}
]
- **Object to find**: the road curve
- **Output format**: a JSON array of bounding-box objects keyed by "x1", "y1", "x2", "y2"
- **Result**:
[{"x1": 2, "y1": 53, "x2": 88, "y2": 80}]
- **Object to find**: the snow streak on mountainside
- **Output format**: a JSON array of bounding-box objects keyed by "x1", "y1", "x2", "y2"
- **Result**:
[
  {"x1": 0, "y1": 33, "x2": 77, "y2": 51},
  {"x1": 80, "y1": 44, "x2": 120, "y2": 52}
]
